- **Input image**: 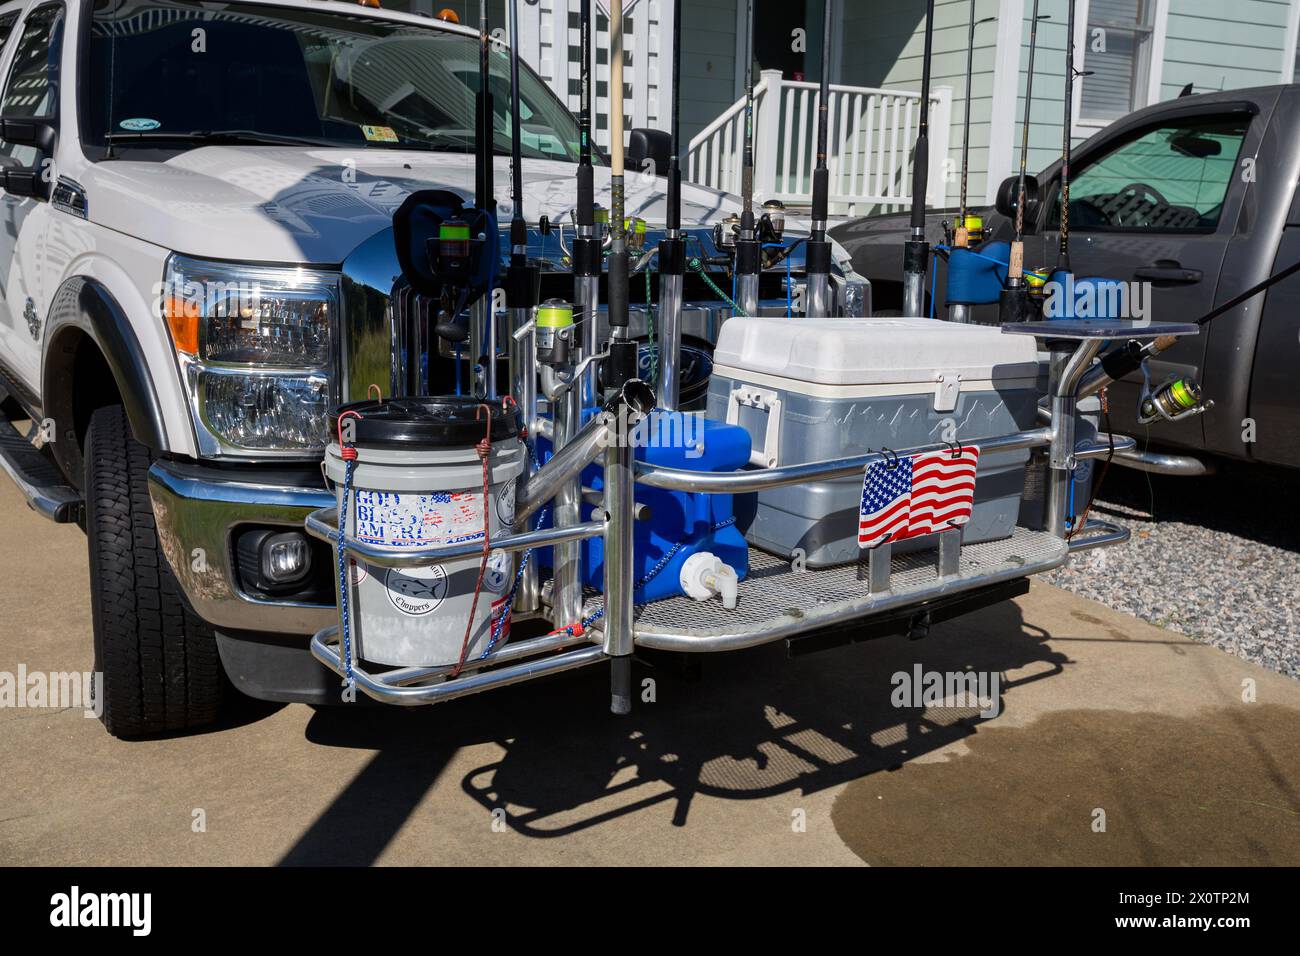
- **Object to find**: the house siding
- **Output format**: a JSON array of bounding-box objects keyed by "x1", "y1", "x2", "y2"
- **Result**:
[
  {"x1": 841, "y1": 0, "x2": 1004, "y2": 208},
  {"x1": 1159, "y1": 0, "x2": 1291, "y2": 98},
  {"x1": 678, "y1": 0, "x2": 740, "y2": 146}
]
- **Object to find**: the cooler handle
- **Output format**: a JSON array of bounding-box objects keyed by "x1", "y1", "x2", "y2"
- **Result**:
[{"x1": 725, "y1": 385, "x2": 782, "y2": 469}]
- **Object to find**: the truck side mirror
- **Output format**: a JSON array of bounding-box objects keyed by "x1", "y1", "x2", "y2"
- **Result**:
[
  {"x1": 627, "y1": 128, "x2": 672, "y2": 178},
  {"x1": 0, "y1": 116, "x2": 57, "y2": 154},
  {"x1": 995, "y1": 173, "x2": 1040, "y2": 223},
  {"x1": 2, "y1": 167, "x2": 52, "y2": 201}
]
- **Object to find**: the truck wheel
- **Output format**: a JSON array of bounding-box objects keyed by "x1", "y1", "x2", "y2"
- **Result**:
[{"x1": 85, "y1": 404, "x2": 223, "y2": 737}]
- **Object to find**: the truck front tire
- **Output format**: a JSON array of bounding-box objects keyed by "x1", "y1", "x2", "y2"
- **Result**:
[{"x1": 85, "y1": 404, "x2": 224, "y2": 737}]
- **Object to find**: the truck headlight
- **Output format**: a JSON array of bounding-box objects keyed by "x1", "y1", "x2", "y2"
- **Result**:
[{"x1": 162, "y1": 255, "x2": 339, "y2": 457}]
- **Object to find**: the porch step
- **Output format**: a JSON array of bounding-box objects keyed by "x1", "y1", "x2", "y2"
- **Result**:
[{"x1": 0, "y1": 391, "x2": 82, "y2": 523}]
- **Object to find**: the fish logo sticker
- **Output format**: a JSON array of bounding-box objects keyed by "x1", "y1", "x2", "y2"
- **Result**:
[
  {"x1": 385, "y1": 565, "x2": 448, "y2": 616},
  {"x1": 495, "y1": 478, "x2": 517, "y2": 527},
  {"x1": 485, "y1": 550, "x2": 512, "y2": 593},
  {"x1": 119, "y1": 117, "x2": 161, "y2": 131}
]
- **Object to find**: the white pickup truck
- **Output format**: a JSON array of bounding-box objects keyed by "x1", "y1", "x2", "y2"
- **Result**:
[{"x1": 0, "y1": 0, "x2": 849, "y2": 736}]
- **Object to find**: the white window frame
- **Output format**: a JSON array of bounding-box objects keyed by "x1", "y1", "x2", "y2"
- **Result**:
[{"x1": 1071, "y1": 0, "x2": 1169, "y2": 138}]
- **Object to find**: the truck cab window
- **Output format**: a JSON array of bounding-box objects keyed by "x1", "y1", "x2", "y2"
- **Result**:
[
  {"x1": 1050, "y1": 116, "x2": 1249, "y2": 232},
  {"x1": 83, "y1": 0, "x2": 589, "y2": 163},
  {"x1": 0, "y1": 3, "x2": 63, "y2": 168}
]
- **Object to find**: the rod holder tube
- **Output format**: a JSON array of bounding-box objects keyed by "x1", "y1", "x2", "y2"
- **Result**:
[
  {"x1": 902, "y1": 237, "x2": 930, "y2": 317},
  {"x1": 656, "y1": 237, "x2": 685, "y2": 409},
  {"x1": 514, "y1": 379, "x2": 654, "y2": 525},
  {"x1": 1045, "y1": 338, "x2": 1103, "y2": 537},
  {"x1": 601, "y1": 435, "x2": 635, "y2": 661},
  {"x1": 806, "y1": 230, "x2": 833, "y2": 317},
  {"x1": 735, "y1": 270, "x2": 759, "y2": 318},
  {"x1": 468, "y1": 297, "x2": 490, "y2": 396},
  {"x1": 509, "y1": 307, "x2": 540, "y2": 613},
  {"x1": 552, "y1": 364, "x2": 585, "y2": 629}
]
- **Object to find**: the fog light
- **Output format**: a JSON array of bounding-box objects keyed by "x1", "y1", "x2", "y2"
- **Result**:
[{"x1": 261, "y1": 531, "x2": 312, "y2": 584}]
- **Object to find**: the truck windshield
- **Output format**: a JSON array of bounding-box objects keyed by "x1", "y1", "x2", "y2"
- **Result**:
[{"x1": 83, "y1": 0, "x2": 590, "y2": 162}]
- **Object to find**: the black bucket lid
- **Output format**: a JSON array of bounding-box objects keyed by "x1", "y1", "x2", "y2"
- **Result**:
[{"x1": 329, "y1": 396, "x2": 521, "y2": 449}]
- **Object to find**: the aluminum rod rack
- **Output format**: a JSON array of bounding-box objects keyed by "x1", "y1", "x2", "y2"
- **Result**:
[{"x1": 634, "y1": 428, "x2": 1052, "y2": 493}]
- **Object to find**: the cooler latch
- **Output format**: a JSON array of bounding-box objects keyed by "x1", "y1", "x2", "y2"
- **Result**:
[
  {"x1": 933, "y1": 372, "x2": 961, "y2": 413},
  {"x1": 725, "y1": 385, "x2": 782, "y2": 468}
]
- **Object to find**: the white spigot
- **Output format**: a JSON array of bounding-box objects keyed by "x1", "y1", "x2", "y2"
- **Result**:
[{"x1": 679, "y1": 552, "x2": 738, "y2": 609}]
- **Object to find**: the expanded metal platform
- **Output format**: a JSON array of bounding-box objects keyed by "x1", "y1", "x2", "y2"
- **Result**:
[{"x1": 556, "y1": 528, "x2": 1069, "y2": 652}]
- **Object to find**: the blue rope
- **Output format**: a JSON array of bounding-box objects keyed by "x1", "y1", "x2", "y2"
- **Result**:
[
  {"x1": 482, "y1": 502, "x2": 550, "y2": 657},
  {"x1": 481, "y1": 441, "x2": 547, "y2": 656},
  {"x1": 335, "y1": 455, "x2": 357, "y2": 687}
]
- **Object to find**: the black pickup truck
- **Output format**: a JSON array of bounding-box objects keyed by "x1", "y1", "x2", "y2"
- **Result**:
[{"x1": 832, "y1": 85, "x2": 1300, "y2": 474}]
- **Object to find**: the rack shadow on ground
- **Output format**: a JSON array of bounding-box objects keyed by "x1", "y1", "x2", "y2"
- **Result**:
[{"x1": 280, "y1": 598, "x2": 1065, "y2": 864}]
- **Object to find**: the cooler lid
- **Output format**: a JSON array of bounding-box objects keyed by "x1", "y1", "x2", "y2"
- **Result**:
[
  {"x1": 329, "y1": 396, "x2": 521, "y2": 449},
  {"x1": 713, "y1": 317, "x2": 1040, "y2": 386}
]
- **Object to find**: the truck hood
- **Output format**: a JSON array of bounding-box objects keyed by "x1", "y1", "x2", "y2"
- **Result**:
[{"x1": 84, "y1": 147, "x2": 744, "y2": 264}]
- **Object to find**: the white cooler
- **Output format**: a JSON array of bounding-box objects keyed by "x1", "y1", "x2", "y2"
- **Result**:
[{"x1": 706, "y1": 317, "x2": 1041, "y2": 567}]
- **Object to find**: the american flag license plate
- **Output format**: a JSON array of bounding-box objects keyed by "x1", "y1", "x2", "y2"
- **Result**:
[{"x1": 858, "y1": 446, "x2": 981, "y2": 549}]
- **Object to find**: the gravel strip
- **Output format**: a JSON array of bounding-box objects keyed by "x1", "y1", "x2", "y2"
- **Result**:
[{"x1": 1043, "y1": 462, "x2": 1300, "y2": 679}]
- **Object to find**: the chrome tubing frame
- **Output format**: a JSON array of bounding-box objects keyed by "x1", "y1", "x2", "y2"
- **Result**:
[
  {"x1": 311, "y1": 630, "x2": 607, "y2": 706},
  {"x1": 509, "y1": 309, "x2": 541, "y2": 613},
  {"x1": 656, "y1": 269, "x2": 684, "y2": 409},
  {"x1": 552, "y1": 367, "x2": 586, "y2": 629}
]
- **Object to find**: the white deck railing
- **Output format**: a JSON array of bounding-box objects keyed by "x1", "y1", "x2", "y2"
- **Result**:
[{"x1": 687, "y1": 70, "x2": 952, "y2": 217}]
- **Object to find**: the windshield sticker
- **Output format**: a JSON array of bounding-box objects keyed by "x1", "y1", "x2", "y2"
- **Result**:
[
  {"x1": 119, "y1": 117, "x2": 161, "y2": 131},
  {"x1": 361, "y1": 125, "x2": 398, "y2": 143}
]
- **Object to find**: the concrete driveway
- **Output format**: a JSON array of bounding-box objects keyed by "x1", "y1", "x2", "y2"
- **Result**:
[{"x1": 1, "y1": 477, "x2": 1297, "y2": 866}]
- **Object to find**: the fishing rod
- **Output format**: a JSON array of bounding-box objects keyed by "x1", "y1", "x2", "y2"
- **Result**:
[
  {"x1": 657, "y1": 0, "x2": 686, "y2": 409},
  {"x1": 954, "y1": 6, "x2": 995, "y2": 251},
  {"x1": 734, "y1": 0, "x2": 761, "y2": 317},
  {"x1": 498, "y1": 0, "x2": 539, "y2": 403},
  {"x1": 998, "y1": 2, "x2": 1048, "y2": 325},
  {"x1": 433, "y1": 0, "x2": 496, "y2": 374},
  {"x1": 602, "y1": 0, "x2": 639, "y2": 717},
  {"x1": 475, "y1": 0, "x2": 493, "y2": 222},
  {"x1": 901, "y1": 0, "x2": 936, "y2": 317},
  {"x1": 1077, "y1": 256, "x2": 1300, "y2": 401},
  {"x1": 1054, "y1": 0, "x2": 1077, "y2": 277},
  {"x1": 544, "y1": 0, "x2": 599, "y2": 645},
  {"x1": 605, "y1": 0, "x2": 633, "y2": 367},
  {"x1": 948, "y1": 3, "x2": 995, "y2": 323},
  {"x1": 804, "y1": 0, "x2": 834, "y2": 317},
  {"x1": 573, "y1": 0, "x2": 601, "y2": 410}
]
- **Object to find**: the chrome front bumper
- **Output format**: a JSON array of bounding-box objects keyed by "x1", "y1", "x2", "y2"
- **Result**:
[{"x1": 147, "y1": 460, "x2": 335, "y2": 635}]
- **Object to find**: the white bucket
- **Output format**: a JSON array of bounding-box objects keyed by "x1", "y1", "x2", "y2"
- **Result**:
[{"x1": 324, "y1": 398, "x2": 525, "y2": 668}]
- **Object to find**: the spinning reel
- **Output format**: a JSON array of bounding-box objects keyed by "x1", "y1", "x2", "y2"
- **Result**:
[
  {"x1": 393, "y1": 189, "x2": 500, "y2": 345},
  {"x1": 1137, "y1": 367, "x2": 1214, "y2": 425}
]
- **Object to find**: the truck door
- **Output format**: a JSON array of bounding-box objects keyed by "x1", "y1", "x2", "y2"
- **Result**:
[
  {"x1": 1039, "y1": 105, "x2": 1259, "y2": 449},
  {"x1": 1247, "y1": 186, "x2": 1300, "y2": 469},
  {"x1": 0, "y1": 2, "x2": 63, "y2": 395}
]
